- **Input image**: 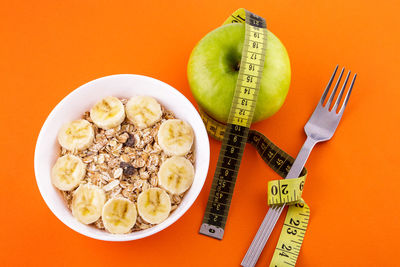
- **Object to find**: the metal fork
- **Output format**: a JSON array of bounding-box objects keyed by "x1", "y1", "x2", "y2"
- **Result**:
[{"x1": 241, "y1": 65, "x2": 357, "y2": 267}]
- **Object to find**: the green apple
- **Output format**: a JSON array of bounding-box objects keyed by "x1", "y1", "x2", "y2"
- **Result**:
[{"x1": 187, "y1": 23, "x2": 291, "y2": 123}]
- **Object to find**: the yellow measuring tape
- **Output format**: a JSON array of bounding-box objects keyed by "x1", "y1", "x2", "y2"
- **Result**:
[
  {"x1": 198, "y1": 8, "x2": 310, "y2": 267},
  {"x1": 199, "y1": 8, "x2": 268, "y2": 239}
]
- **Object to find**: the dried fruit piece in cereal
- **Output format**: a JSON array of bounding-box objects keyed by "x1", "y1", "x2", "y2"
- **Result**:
[
  {"x1": 120, "y1": 162, "x2": 135, "y2": 176},
  {"x1": 123, "y1": 133, "x2": 135, "y2": 147}
]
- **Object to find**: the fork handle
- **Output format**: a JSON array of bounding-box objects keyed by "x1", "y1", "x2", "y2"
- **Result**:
[
  {"x1": 286, "y1": 136, "x2": 318, "y2": 179},
  {"x1": 241, "y1": 136, "x2": 317, "y2": 267}
]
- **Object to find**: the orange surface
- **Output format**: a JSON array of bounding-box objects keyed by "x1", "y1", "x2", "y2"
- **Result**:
[{"x1": 1, "y1": 1, "x2": 399, "y2": 266}]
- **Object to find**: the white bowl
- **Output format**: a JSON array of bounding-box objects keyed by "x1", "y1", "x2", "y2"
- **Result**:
[{"x1": 34, "y1": 74, "x2": 210, "y2": 241}]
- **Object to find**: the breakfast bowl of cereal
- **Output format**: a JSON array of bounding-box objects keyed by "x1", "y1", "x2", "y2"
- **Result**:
[{"x1": 34, "y1": 74, "x2": 210, "y2": 241}]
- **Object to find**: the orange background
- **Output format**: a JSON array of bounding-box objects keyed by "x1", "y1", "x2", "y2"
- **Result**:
[{"x1": 1, "y1": 1, "x2": 399, "y2": 266}]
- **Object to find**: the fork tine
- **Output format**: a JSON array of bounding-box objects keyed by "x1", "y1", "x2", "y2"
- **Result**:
[
  {"x1": 326, "y1": 67, "x2": 345, "y2": 108},
  {"x1": 333, "y1": 70, "x2": 351, "y2": 112},
  {"x1": 339, "y1": 73, "x2": 357, "y2": 114},
  {"x1": 319, "y1": 65, "x2": 338, "y2": 105}
]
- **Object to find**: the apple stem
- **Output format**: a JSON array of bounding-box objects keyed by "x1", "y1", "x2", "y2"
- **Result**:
[{"x1": 235, "y1": 62, "x2": 240, "y2": 71}]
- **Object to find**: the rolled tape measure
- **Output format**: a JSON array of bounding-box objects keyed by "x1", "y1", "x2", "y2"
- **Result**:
[{"x1": 198, "y1": 8, "x2": 310, "y2": 267}]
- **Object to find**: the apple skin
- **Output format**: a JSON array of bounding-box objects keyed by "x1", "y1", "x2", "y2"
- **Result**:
[{"x1": 187, "y1": 23, "x2": 291, "y2": 123}]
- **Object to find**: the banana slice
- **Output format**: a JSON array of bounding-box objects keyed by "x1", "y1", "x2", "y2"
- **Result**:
[
  {"x1": 51, "y1": 155, "x2": 86, "y2": 191},
  {"x1": 158, "y1": 156, "x2": 194, "y2": 195},
  {"x1": 102, "y1": 198, "x2": 137, "y2": 234},
  {"x1": 125, "y1": 96, "x2": 162, "y2": 129},
  {"x1": 137, "y1": 188, "x2": 171, "y2": 224},
  {"x1": 157, "y1": 119, "x2": 194, "y2": 156},
  {"x1": 90, "y1": 96, "x2": 125, "y2": 129},
  {"x1": 58, "y1": 119, "x2": 94, "y2": 151},
  {"x1": 71, "y1": 184, "x2": 106, "y2": 224}
]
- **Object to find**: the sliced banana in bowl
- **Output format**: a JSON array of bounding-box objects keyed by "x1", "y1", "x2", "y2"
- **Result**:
[
  {"x1": 36, "y1": 74, "x2": 210, "y2": 240},
  {"x1": 90, "y1": 96, "x2": 125, "y2": 129},
  {"x1": 71, "y1": 184, "x2": 106, "y2": 225},
  {"x1": 125, "y1": 96, "x2": 162, "y2": 129},
  {"x1": 137, "y1": 188, "x2": 171, "y2": 224},
  {"x1": 102, "y1": 198, "x2": 137, "y2": 234},
  {"x1": 158, "y1": 119, "x2": 194, "y2": 156},
  {"x1": 58, "y1": 119, "x2": 94, "y2": 151},
  {"x1": 51, "y1": 155, "x2": 86, "y2": 191},
  {"x1": 158, "y1": 156, "x2": 194, "y2": 195}
]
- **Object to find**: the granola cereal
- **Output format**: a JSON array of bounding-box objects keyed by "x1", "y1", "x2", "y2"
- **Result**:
[{"x1": 52, "y1": 96, "x2": 195, "y2": 234}]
